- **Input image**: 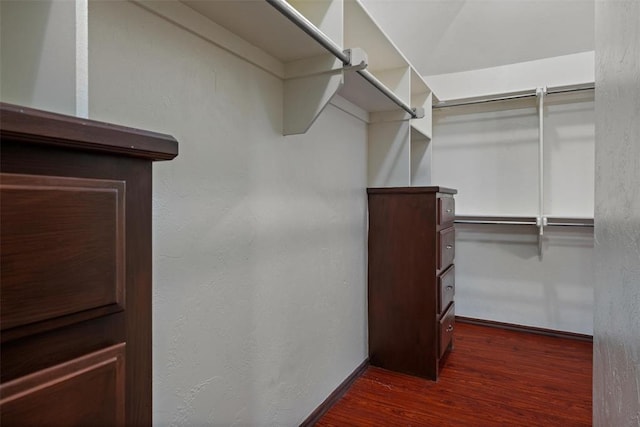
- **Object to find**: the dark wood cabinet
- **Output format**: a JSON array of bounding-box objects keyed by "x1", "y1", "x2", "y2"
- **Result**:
[
  {"x1": 0, "y1": 103, "x2": 178, "y2": 426},
  {"x1": 367, "y1": 186, "x2": 457, "y2": 380}
]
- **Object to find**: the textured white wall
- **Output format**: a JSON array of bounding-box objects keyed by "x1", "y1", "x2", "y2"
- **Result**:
[
  {"x1": 360, "y1": 0, "x2": 594, "y2": 76},
  {"x1": 432, "y1": 63, "x2": 595, "y2": 334},
  {"x1": 88, "y1": 2, "x2": 368, "y2": 425},
  {"x1": 0, "y1": 0, "x2": 76, "y2": 115},
  {"x1": 426, "y1": 51, "x2": 595, "y2": 101},
  {"x1": 594, "y1": 0, "x2": 640, "y2": 425}
]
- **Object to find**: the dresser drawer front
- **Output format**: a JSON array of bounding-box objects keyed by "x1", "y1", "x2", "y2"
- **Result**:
[
  {"x1": 0, "y1": 343, "x2": 125, "y2": 426},
  {"x1": 0, "y1": 173, "x2": 125, "y2": 331},
  {"x1": 438, "y1": 266, "x2": 455, "y2": 315},
  {"x1": 438, "y1": 197, "x2": 455, "y2": 226},
  {"x1": 438, "y1": 227, "x2": 455, "y2": 271},
  {"x1": 439, "y1": 303, "x2": 455, "y2": 358}
]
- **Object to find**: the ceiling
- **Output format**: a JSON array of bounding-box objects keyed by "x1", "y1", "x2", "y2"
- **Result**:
[{"x1": 359, "y1": 0, "x2": 595, "y2": 76}]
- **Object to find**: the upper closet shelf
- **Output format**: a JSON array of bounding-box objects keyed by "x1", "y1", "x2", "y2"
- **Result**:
[{"x1": 177, "y1": 0, "x2": 433, "y2": 135}]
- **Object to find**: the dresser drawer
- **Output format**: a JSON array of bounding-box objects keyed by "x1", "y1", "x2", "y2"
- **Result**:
[
  {"x1": 439, "y1": 303, "x2": 455, "y2": 358},
  {"x1": 438, "y1": 197, "x2": 455, "y2": 226},
  {"x1": 0, "y1": 174, "x2": 125, "y2": 331},
  {"x1": 438, "y1": 266, "x2": 455, "y2": 315},
  {"x1": 0, "y1": 344, "x2": 125, "y2": 426},
  {"x1": 438, "y1": 227, "x2": 455, "y2": 271}
]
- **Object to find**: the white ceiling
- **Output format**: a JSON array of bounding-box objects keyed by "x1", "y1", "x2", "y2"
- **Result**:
[{"x1": 359, "y1": 0, "x2": 595, "y2": 76}]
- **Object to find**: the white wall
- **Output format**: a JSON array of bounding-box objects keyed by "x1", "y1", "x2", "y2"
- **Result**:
[
  {"x1": 86, "y1": 2, "x2": 367, "y2": 425},
  {"x1": 594, "y1": 0, "x2": 640, "y2": 424},
  {"x1": 426, "y1": 51, "x2": 595, "y2": 101},
  {"x1": 0, "y1": 0, "x2": 76, "y2": 115},
  {"x1": 360, "y1": 0, "x2": 594, "y2": 76},
  {"x1": 432, "y1": 56, "x2": 595, "y2": 335}
]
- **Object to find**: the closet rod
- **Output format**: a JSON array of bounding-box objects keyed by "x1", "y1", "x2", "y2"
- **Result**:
[
  {"x1": 433, "y1": 83, "x2": 595, "y2": 109},
  {"x1": 455, "y1": 216, "x2": 594, "y2": 227},
  {"x1": 265, "y1": 0, "x2": 350, "y2": 65},
  {"x1": 357, "y1": 69, "x2": 420, "y2": 118},
  {"x1": 265, "y1": 0, "x2": 420, "y2": 119}
]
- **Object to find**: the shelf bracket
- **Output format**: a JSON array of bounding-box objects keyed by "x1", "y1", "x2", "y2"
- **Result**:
[{"x1": 282, "y1": 49, "x2": 368, "y2": 135}]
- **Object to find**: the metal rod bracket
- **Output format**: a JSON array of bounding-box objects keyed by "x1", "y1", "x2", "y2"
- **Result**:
[{"x1": 342, "y1": 48, "x2": 368, "y2": 72}]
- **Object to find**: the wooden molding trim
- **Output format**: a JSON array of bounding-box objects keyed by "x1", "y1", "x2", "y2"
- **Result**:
[
  {"x1": 299, "y1": 359, "x2": 369, "y2": 427},
  {"x1": 0, "y1": 103, "x2": 178, "y2": 161},
  {"x1": 456, "y1": 316, "x2": 593, "y2": 342}
]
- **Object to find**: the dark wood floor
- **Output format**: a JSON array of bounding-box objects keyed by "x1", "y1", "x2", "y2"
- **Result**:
[{"x1": 317, "y1": 322, "x2": 592, "y2": 426}]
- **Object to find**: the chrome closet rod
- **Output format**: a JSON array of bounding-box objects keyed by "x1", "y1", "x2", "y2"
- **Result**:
[
  {"x1": 454, "y1": 218, "x2": 594, "y2": 227},
  {"x1": 265, "y1": 0, "x2": 419, "y2": 119},
  {"x1": 357, "y1": 69, "x2": 419, "y2": 118},
  {"x1": 265, "y1": 0, "x2": 350, "y2": 65},
  {"x1": 433, "y1": 83, "x2": 595, "y2": 109}
]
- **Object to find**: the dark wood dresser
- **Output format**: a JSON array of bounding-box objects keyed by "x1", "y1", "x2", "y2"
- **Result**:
[
  {"x1": 367, "y1": 186, "x2": 457, "y2": 380},
  {"x1": 0, "y1": 103, "x2": 178, "y2": 426}
]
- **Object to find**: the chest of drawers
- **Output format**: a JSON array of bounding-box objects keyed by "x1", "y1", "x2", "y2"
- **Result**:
[
  {"x1": 367, "y1": 186, "x2": 457, "y2": 380},
  {"x1": 0, "y1": 103, "x2": 178, "y2": 425}
]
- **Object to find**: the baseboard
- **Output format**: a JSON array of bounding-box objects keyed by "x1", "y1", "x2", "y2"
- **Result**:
[
  {"x1": 456, "y1": 316, "x2": 593, "y2": 342},
  {"x1": 299, "y1": 358, "x2": 369, "y2": 427}
]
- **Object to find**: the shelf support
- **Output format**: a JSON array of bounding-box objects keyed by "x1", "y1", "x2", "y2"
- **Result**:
[
  {"x1": 267, "y1": 0, "x2": 423, "y2": 124},
  {"x1": 282, "y1": 49, "x2": 367, "y2": 135}
]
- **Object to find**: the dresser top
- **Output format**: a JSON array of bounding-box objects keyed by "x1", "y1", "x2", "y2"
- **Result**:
[
  {"x1": 367, "y1": 186, "x2": 457, "y2": 195},
  {"x1": 0, "y1": 103, "x2": 178, "y2": 161}
]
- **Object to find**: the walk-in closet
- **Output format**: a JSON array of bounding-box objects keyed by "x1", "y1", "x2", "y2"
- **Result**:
[{"x1": 1, "y1": 0, "x2": 637, "y2": 425}]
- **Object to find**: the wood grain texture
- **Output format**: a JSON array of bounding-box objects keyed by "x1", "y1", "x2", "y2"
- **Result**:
[
  {"x1": 1, "y1": 173, "x2": 125, "y2": 330},
  {"x1": 0, "y1": 344, "x2": 126, "y2": 427},
  {"x1": 456, "y1": 316, "x2": 593, "y2": 342},
  {"x1": 300, "y1": 359, "x2": 369, "y2": 427},
  {"x1": 0, "y1": 102, "x2": 178, "y2": 160},
  {"x1": 1, "y1": 312, "x2": 125, "y2": 383},
  {"x1": 316, "y1": 322, "x2": 592, "y2": 426},
  {"x1": 367, "y1": 188, "x2": 456, "y2": 381},
  {"x1": 1, "y1": 140, "x2": 154, "y2": 426}
]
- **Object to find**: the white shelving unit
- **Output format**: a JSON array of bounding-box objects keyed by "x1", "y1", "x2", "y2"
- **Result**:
[{"x1": 136, "y1": 0, "x2": 435, "y2": 187}]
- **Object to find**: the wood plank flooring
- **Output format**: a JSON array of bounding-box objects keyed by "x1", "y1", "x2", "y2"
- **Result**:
[{"x1": 317, "y1": 322, "x2": 592, "y2": 426}]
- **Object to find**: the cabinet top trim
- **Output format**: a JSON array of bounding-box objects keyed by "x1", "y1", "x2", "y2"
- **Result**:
[
  {"x1": 0, "y1": 103, "x2": 178, "y2": 161},
  {"x1": 367, "y1": 187, "x2": 457, "y2": 195}
]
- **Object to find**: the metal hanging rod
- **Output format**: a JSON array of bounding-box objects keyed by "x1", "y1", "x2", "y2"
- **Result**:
[
  {"x1": 357, "y1": 69, "x2": 420, "y2": 118},
  {"x1": 454, "y1": 216, "x2": 594, "y2": 228},
  {"x1": 265, "y1": 0, "x2": 350, "y2": 65},
  {"x1": 266, "y1": 0, "x2": 420, "y2": 119},
  {"x1": 433, "y1": 83, "x2": 595, "y2": 109}
]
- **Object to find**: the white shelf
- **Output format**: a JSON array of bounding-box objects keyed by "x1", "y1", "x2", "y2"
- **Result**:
[
  {"x1": 343, "y1": 0, "x2": 408, "y2": 72},
  {"x1": 183, "y1": 0, "x2": 328, "y2": 63},
  {"x1": 161, "y1": 0, "x2": 435, "y2": 187},
  {"x1": 179, "y1": 0, "x2": 432, "y2": 125}
]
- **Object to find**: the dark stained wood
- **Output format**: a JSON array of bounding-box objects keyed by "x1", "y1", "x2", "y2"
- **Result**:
[
  {"x1": 457, "y1": 316, "x2": 593, "y2": 342},
  {"x1": 367, "y1": 188, "x2": 456, "y2": 380},
  {"x1": 367, "y1": 186, "x2": 457, "y2": 195},
  {"x1": 438, "y1": 265, "x2": 455, "y2": 315},
  {"x1": 0, "y1": 344, "x2": 126, "y2": 427},
  {"x1": 300, "y1": 359, "x2": 369, "y2": 427},
  {"x1": 1, "y1": 173, "x2": 125, "y2": 330},
  {"x1": 1, "y1": 312, "x2": 125, "y2": 382},
  {"x1": 438, "y1": 303, "x2": 455, "y2": 358},
  {"x1": 438, "y1": 226, "x2": 455, "y2": 272},
  {"x1": 0, "y1": 102, "x2": 178, "y2": 160},
  {"x1": 316, "y1": 322, "x2": 593, "y2": 426},
  {"x1": 438, "y1": 196, "x2": 455, "y2": 226},
  {"x1": 1, "y1": 104, "x2": 177, "y2": 426}
]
